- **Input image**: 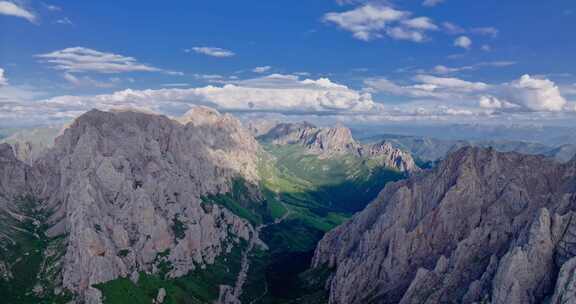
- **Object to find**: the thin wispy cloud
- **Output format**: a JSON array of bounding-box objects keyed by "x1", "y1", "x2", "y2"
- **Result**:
[
  {"x1": 187, "y1": 47, "x2": 235, "y2": 58},
  {"x1": 43, "y1": 3, "x2": 61, "y2": 12},
  {"x1": 0, "y1": 1, "x2": 37, "y2": 23},
  {"x1": 422, "y1": 0, "x2": 445, "y2": 7},
  {"x1": 55, "y1": 17, "x2": 73, "y2": 25},
  {"x1": 253, "y1": 66, "x2": 272, "y2": 73},
  {"x1": 62, "y1": 72, "x2": 117, "y2": 88},
  {"x1": 430, "y1": 61, "x2": 516, "y2": 75},
  {"x1": 471, "y1": 27, "x2": 499, "y2": 38},
  {"x1": 36, "y1": 47, "x2": 180, "y2": 75}
]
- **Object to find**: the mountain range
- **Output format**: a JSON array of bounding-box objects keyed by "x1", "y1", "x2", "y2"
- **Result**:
[
  {"x1": 2, "y1": 107, "x2": 576, "y2": 304},
  {"x1": 0, "y1": 107, "x2": 415, "y2": 304}
]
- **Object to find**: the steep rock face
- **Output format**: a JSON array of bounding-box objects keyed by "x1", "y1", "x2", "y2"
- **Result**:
[
  {"x1": 260, "y1": 122, "x2": 418, "y2": 173},
  {"x1": 28, "y1": 108, "x2": 263, "y2": 301},
  {"x1": 313, "y1": 147, "x2": 576, "y2": 304},
  {"x1": 0, "y1": 144, "x2": 32, "y2": 201}
]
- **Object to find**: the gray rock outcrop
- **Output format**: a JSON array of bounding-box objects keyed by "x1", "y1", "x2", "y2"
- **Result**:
[{"x1": 313, "y1": 147, "x2": 576, "y2": 304}]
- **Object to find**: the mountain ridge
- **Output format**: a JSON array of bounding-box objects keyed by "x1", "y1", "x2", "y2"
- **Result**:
[
  {"x1": 259, "y1": 121, "x2": 419, "y2": 173},
  {"x1": 312, "y1": 146, "x2": 576, "y2": 304}
]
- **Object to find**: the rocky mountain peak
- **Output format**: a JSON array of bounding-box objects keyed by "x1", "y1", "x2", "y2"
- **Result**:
[
  {"x1": 309, "y1": 124, "x2": 359, "y2": 155},
  {"x1": 0, "y1": 108, "x2": 265, "y2": 303},
  {"x1": 178, "y1": 105, "x2": 222, "y2": 126}
]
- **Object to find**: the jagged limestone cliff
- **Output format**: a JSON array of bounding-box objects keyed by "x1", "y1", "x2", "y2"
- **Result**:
[
  {"x1": 0, "y1": 107, "x2": 265, "y2": 303},
  {"x1": 313, "y1": 147, "x2": 576, "y2": 304}
]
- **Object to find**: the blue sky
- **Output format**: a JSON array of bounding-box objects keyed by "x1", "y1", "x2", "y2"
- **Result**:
[{"x1": 0, "y1": 0, "x2": 575, "y2": 127}]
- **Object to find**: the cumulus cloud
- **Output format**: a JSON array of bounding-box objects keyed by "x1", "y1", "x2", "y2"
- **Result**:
[
  {"x1": 366, "y1": 74, "x2": 570, "y2": 113},
  {"x1": 31, "y1": 74, "x2": 378, "y2": 122},
  {"x1": 0, "y1": 68, "x2": 7, "y2": 86},
  {"x1": 323, "y1": 4, "x2": 437, "y2": 42},
  {"x1": 498, "y1": 75, "x2": 567, "y2": 112},
  {"x1": 454, "y1": 36, "x2": 472, "y2": 49},
  {"x1": 187, "y1": 47, "x2": 235, "y2": 58},
  {"x1": 252, "y1": 66, "x2": 272, "y2": 73},
  {"x1": 0, "y1": 1, "x2": 36, "y2": 23},
  {"x1": 36, "y1": 47, "x2": 179, "y2": 75},
  {"x1": 478, "y1": 96, "x2": 515, "y2": 110}
]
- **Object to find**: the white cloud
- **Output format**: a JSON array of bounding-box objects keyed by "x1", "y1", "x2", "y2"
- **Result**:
[
  {"x1": 44, "y1": 3, "x2": 61, "y2": 11},
  {"x1": 414, "y1": 74, "x2": 488, "y2": 91},
  {"x1": 253, "y1": 66, "x2": 272, "y2": 73},
  {"x1": 443, "y1": 23, "x2": 499, "y2": 39},
  {"x1": 432, "y1": 65, "x2": 464, "y2": 74},
  {"x1": 36, "y1": 47, "x2": 178, "y2": 75},
  {"x1": 454, "y1": 36, "x2": 472, "y2": 49},
  {"x1": 401, "y1": 17, "x2": 438, "y2": 30},
  {"x1": 364, "y1": 75, "x2": 487, "y2": 100},
  {"x1": 478, "y1": 96, "x2": 515, "y2": 110},
  {"x1": 366, "y1": 74, "x2": 570, "y2": 113},
  {"x1": 33, "y1": 75, "x2": 378, "y2": 121},
  {"x1": 0, "y1": 1, "x2": 36, "y2": 23},
  {"x1": 187, "y1": 47, "x2": 235, "y2": 58},
  {"x1": 500, "y1": 75, "x2": 567, "y2": 112},
  {"x1": 386, "y1": 27, "x2": 426, "y2": 42},
  {"x1": 430, "y1": 61, "x2": 516, "y2": 75},
  {"x1": 323, "y1": 4, "x2": 436, "y2": 42},
  {"x1": 193, "y1": 74, "x2": 225, "y2": 81},
  {"x1": 0, "y1": 68, "x2": 7, "y2": 86},
  {"x1": 422, "y1": 0, "x2": 444, "y2": 7}
]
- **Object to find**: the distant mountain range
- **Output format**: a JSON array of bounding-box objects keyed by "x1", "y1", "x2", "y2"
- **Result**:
[
  {"x1": 362, "y1": 133, "x2": 576, "y2": 164},
  {"x1": 352, "y1": 123, "x2": 576, "y2": 147}
]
